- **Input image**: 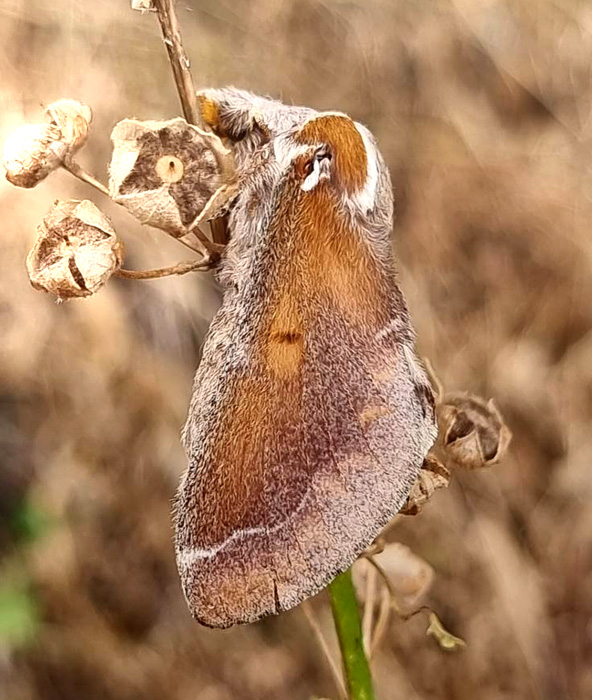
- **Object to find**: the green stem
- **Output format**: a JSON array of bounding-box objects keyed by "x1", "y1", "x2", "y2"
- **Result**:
[{"x1": 328, "y1": 569, "x2": 376, "y2": 700}]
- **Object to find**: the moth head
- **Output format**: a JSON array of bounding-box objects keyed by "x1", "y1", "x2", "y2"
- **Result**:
[
  {"x1": 275, "y1": 113, "x2": 380, "y2": 215},
  {"x1": 293, "y1": 145, "x2": 332, "y2": 191}
]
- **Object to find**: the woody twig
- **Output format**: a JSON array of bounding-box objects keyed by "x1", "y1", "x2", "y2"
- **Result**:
[
  {"x1": 115, "y1": 257, "x2": 213, "y2": 280},
  {"x1": 150, "y1": 0, "x2": 231, "y2": 246},
  {"x1": 152, "y1": 0, "x2": 201, "y2": 126}
]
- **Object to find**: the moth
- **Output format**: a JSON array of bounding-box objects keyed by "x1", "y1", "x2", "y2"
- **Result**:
[{"x1": 175, "y1": 88, "x2": 438, "y2": 628}]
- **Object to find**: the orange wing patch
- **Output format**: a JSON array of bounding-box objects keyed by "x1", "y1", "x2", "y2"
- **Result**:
[
  {"x1": 266, "y1": 331, "x2": 304, "y2": 379},
  {"x1": 296, "y1": 114, "x2": 367, "y2": 194},
  {"x1": 266, "y1": 291, "x2": 305, "y2": 379},
  {"x1": 197, "y1": 368, "x2": 304, "y2": 548},
  {"x1": 298, "y1": 185, "x2": 388, "y2": 328}
]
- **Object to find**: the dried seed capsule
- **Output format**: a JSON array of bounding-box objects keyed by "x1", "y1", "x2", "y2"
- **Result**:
[
  {"x1": 131, "y1": 0, "x2": 155, "y2": 10},
  {"x1": 3, "y1": 99, "x2": 92, "y2": 188},
  {"x1": 400, "y1": 454, "x2": 450, "y2": 515},
  {"x1": 438, "y1": 392, "x2": 511, "y2": 469},
  {"x1": 109, "y1": 118, "x2": 224, "y2": 235},
  {"x1": 26, "y1": 199, "x2": 123, "y2": 299},
  {"x1": 2, "y1": 124, "x2": 67, "y2": 188},
  {"x1": 353, "y1": 543, "x2": 434, "y2": 610},
  {"x1": 45, "y1": 99, "x2": 92, "y2": 151}
]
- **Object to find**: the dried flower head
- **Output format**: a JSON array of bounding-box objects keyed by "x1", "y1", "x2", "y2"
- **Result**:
[
  {"x1": 27, "y1": 199, "x2": 123, "y2": 299},
  {"x1": 109, "y1": 118, "x2": 224, "y2": 235},
  {"x1": 438, "y1": 392, "x2": 511, "y2": 469},
  {"x1": 45, "y1": 99, "x2": 93, "y2": 151},
  {"x1": 131, "y1": 0, "x2": 155, "y2": 10},
  {"x1": 354, "y1": 543, "x2": 434, "y2": 610},
  {"x1": 400, "y1": 454, "x2": 450, "y2": 515},
  {"x1": 2, "y1": 124, "x2": 67, "y2": 188},
  {"x1": 3, "y1": 99, "x2": 92, "y2": 188}
]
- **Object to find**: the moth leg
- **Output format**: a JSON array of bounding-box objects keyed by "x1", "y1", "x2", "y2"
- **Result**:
[
  {"x1": 195, "y1": 88, "x2": 275, "y2": 250},
  {"x1": 192, "y1": 182, "x2": 239, "y2": 228}
]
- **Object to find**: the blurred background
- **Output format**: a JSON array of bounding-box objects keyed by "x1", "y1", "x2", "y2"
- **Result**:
[{"x1": 1, "y1": 1, "x2": 591, "y2": 698}]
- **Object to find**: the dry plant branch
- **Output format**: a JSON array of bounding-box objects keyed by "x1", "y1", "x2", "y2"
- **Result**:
[
  {"x1": 148, "y1": 1, "x2": 234, "y2": 246},
  {"x1": 361, "y1": 564, "x2": 377, "y2": 655},
  {"x1": 62, "y1": 157, "x2": 110, "y2": 196},
  {"x1": 60, "y1": 155, "x2": 206, "y2": 257},
  {"x1": 115, "y1": 258, "x2": 212, "y2": 280},
  {"x1": 152, "y1": 0, "x2": 201, "y2": 126},
  {"x1": 363, "y1": 555, "x2": 466, "y2": 652},
  {"x1": 150, "y1": 0, "x2": 236, "y2": 186},
  {"x1": 301, "y1": 600, "x2": 348, "y2": 700},
  {"x1": 369, "y1": 589, "x2": 391, "y2": 658},
  {"x1": 61, "y1": 155, "x2": 205, "y2": 256}
]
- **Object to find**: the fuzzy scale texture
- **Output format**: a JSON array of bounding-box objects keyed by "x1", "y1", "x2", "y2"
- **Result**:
[{"x1": 176, "y1": 88, "x2": 437, "y2": 628}]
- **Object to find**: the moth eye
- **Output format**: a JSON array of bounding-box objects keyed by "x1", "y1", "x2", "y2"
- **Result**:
[{"x1": 156, "y1": 154, "x2": 184, "y2": 183}]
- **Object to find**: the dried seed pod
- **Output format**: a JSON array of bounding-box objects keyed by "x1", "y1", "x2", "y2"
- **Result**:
[
  {"x1": 2, "y1": 124, "x2": 67, "y2": 188},
  {"x1": 27, "y1": 199, "x2": 123, "y2": 299},
  {"x1": 46, "y1": 99, "x2": 92, "y2": 151},
  {"x1": 109, "y1": 118, "x2": 224, "y2": 235},
  {"x1": 400, "y1": 454, "x2": 450, "y2": 516},
  {"x1": 3, "y1": 99, "x2": 91, "y2": 188},
  {"x1": 354, "y1": 543, "x2": 434, "y2": 610},
  {"x1": 131, "y1": 0, "x2": 155, "y2": 9},
  {"x1": 438, "y1": 393, "x2": 511, "y2": 469}
]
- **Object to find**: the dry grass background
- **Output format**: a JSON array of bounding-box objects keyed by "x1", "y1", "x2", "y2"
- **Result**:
[{"x1": 1, "y1": 1, "x2": 591, "y2": 698}]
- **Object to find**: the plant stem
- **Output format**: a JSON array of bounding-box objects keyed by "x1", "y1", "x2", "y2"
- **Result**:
[
  {"x1": 151, "y1": 0, "x2": 230, "y2": 246},
  {"x1": 115, "y1": 258, "x2": 211, "y2": 280},
  {"x1": 152, "y1": 0, "x2": 200, "y2": 125},
  {"x1": 301, "y1": 601, "x2": 347, "y2": 700},
  {"x1": 328, "y1": 569, "x2": 376, "y2": 700},
  {"x1": 62, "y1": 158, "x2": 110, "y2": 196}
]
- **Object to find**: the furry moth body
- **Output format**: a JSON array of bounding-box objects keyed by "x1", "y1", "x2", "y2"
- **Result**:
[{"x1": 176, "y1": 88, "x2": 437, "y2": 628}]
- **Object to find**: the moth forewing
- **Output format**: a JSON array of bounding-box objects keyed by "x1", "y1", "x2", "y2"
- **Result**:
[{"x1": 175, "y1": 90, "x2": 437, "y2": 628}]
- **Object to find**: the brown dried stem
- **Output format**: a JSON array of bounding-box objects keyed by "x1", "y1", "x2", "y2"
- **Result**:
[
  {"x1": 152, "y1": 0, "x2": 200, "y2": 126},
  {"x1": 150, "y1": 0, "x2": 233, "y2": 246},
  {"x1": 62, "y1": 157, "x2": 110, "y2": 197},
  {"x1": 369, "y1": 590, "x2": 391, "y2": 658},
  {"x1": 150, "y1": 0, "x2": 231, "y2": 170},
  {"x1": 115, "y1": 258, "x2": 212, "y2": 280},
  {"x1": 301, "y1": 601, "x2": 348, "y2": 700},
  {"x1": 361, "y1": 564, "x2": 377, "y2": 655}
]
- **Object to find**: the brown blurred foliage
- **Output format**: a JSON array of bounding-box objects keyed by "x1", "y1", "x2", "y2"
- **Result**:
[{"x1": 1, "y1": 1, "x2": 591, "y2": 699}]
